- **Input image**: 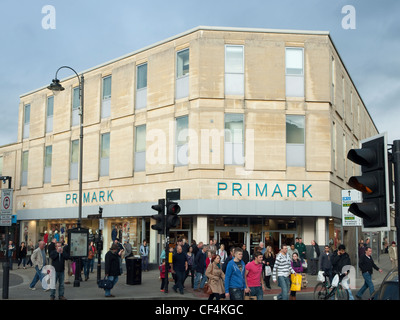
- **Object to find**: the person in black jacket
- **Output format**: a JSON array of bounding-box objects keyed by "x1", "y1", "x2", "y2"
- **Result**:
[
  {"x1": 194, "y1": 245, "x2": 207, "y2": 291},
  {"x1": 49, "y1": 242, "x2": 69, "y2": 300},
  {"x1": 309, "y1": 240, "x2": 320, "y2": 275},
  {"x1": 104, "y1": 243, "x2": 121, "y2": 297},
  {"x1": 356, "y1": 247, "x2": 382, "y2": 300}
]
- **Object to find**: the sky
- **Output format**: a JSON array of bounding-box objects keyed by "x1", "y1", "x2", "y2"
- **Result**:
[{"x1": 0, "y1": 0, "x2": 399, "y2": 147}]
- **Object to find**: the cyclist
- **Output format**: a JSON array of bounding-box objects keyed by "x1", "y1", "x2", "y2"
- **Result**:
[{"x1": 331, "y1": 244, "x2": 354, "y2": 300}]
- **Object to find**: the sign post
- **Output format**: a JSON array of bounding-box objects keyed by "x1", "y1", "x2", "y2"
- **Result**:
[
  {"x1": 342, "y1": 189, "x2": 362, "y2": 278},
  {"x1": 1, "y1": 176, "x2": 12, "y2": 300}
]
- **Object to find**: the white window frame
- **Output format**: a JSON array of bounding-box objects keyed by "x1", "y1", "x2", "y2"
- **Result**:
[
  {"x1": 175, "y1": 116, "x2": 189, "y2": 166},
  {"x1": 23, "y1": 104, "x2": 30, "y2": 139},
  {"x1": 136, "y1": 63, "x2": 148, "y2": 110},
  {"x1": 46, "y1": 96, "x2": 54, "y2": 133},
  {"x1": 176, "y1": 48, "x2": 189, "y2": 99},
  {"x1": 101, "y1": 75, "x2": 112, "y2": 119},
  {"x1": 70, "y1": 140, "x2": 79, "y2": 180},
  {"x1": 286, "y1": 115, "x2": 305, "y2": 167},
  {"x1": 134, "y1": 125, "x2": 146, "y2": 172},
  {"x1": 44, "y1": 145, "x2": 52, "y2": 184},
  {"x1": 285, "y1": 47, "x2": 304, "y2": 97},
  {"x1": 224, "y1": 113, "x2": 244, "y2": 165},
  {"x1": 225, "y1": 45, "x2": 244, "y2": 96},
  {"x1": 100, "y1": 133, "x2": 110, "y2": 177}
]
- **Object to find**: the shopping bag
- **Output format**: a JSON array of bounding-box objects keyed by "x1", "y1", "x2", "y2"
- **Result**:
[
  {"x1": 317, "y1": 270, "x2": 325, "y2": 282},
  {"x1": 265, "y1": 265, "x2": 272, "y2": 276},
  {"x1": 290, "y1": 273, "x2": 302, "y2": 291},
  {"x1": 331, "y1": 274, "x2": 339, "y2": 288},
  {"x1": 41, "y1": 265, "x2": 56, "y2": 290}
]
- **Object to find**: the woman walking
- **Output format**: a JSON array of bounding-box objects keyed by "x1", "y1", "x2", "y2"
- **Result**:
[
  {"x1": 290, "y1": 253, "x2": 303, "y2": 300},
  {"x1": 205, "y1": 254, "x2": 225, "y2": 300},
  {"x1": 263, "y1": 246, "x2": 275, "y2": 289},
  {"x1": 17, "y1": 242, "x2": 27, "y2": 269}
]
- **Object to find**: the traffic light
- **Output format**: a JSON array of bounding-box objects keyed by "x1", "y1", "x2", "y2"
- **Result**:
[
  {"x1": 346, "y1": 133, "x2": 390, "y2": 230},
  {"x1": 166, "y1": 201, "x2": 180, "y2": 230},
  {"x1": 151, "y1": 199, "x2": 165, "y2": 234}
]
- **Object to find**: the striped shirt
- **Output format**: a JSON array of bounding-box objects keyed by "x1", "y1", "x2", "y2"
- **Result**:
[{"x1": 272, "y1": 252, "x2": 295, "y2": 281}]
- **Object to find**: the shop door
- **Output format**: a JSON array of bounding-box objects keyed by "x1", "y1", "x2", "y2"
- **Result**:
[
  {"x1": 264, "y1": 232, "x2": 296, "y2": 254},
  {"x1": 217, "y1": 231, "x2": 245, "y2": 250}
]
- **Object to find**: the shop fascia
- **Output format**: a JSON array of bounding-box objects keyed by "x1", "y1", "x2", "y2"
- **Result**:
[{"x1": 217, "y1": 182, "x2": 312, "y2": 198}]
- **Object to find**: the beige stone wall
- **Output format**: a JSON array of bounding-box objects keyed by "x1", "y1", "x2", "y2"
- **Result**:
[{"x1": 2, "y1": 27, "x2": 378, "y2": 213}]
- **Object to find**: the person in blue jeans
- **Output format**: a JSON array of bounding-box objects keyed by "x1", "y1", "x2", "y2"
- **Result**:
[
  {"x1": 356, "y1": 247, "x2": 382, "y2": 299},
  {"x1": 140, "y1": 240, "x2": 149, "y2": 271},
  {"x1": 225, "y1": 247, "x2": 246, "y2": 300},
  {"x1": 104, "y1": 243, "x2": 121, "y2": 297},
  {"x1": 194, "y1": 245, "x2": 207, "y2": 291},
  {"x1": 29, "y1": 241, "x2": 47, "y2": 290},
  {"x1": 272, "y1": 244, "x2": 296, "y2": 300},
  {"x1": 49, "y1": 242, "x2": 69, "y2": 300}
]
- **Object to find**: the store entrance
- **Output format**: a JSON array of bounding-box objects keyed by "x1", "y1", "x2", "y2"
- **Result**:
[
  {"x1": 264, "y1": 232, "x2": 296, "y2": 254},
  {"x1": 217, "y1": 232, "x2": 245, "y2": 250}
]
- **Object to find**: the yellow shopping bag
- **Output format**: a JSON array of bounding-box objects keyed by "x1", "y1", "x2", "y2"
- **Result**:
[{"x1": 290, "y1": 273, "x2": 302, "y2": 291}]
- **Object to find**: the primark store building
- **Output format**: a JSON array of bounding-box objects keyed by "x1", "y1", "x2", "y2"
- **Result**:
[{"x1": 0, "y1": 26, "x2": 380, "y2": 265}]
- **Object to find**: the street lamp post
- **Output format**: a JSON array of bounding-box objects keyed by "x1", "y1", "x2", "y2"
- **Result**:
[{"x1": 48, "y1": 66, "x2": 85, "y2": 287}]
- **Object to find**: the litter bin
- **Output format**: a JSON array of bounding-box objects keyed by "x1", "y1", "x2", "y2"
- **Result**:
[{"x1": 126, "y1": 257, "x2": 142, "y2": 285}]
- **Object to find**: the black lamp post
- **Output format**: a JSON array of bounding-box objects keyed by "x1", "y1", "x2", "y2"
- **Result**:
[{"x1": 48, "y1": 66, "x2": 85, "y2": 287}]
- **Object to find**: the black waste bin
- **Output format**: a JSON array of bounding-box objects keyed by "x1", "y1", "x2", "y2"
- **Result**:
[{"x1": 126, "y1": 257, "x2": 142, "y2": 285}]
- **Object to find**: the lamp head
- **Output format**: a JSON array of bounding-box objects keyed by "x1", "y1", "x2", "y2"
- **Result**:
[{"x1": 47, "y1": 79, "x2": 65, "y2": 92}]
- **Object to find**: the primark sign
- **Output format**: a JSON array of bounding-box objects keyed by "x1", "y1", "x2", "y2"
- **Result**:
[
  {"x1": 66, "y1": 190, "x2": 114, "y2": 205},
  {"x1": 217, "y1": 182, "x2": 312, "y2": 198}
]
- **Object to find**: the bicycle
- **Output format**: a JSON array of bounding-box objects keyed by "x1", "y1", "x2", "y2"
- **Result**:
[{"x1": 313, "y1": 271, "x2": 349, "y2": 300}]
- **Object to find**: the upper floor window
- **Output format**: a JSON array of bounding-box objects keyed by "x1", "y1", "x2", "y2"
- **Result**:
[
  {"x1": 285, "y1": 47, "x2": 304, "y2": 97},
  {"x1": 44, "y1": 145, "x2": 52, "y2": 184},
  {"x1": 225, "y1": 45, "x2": 244, "y2": 96},
  {"x1": 46, "y1": 96, "x2": 54, "y2": 133},
  {"x1": 70, "y1": 140, "x2": 79, "y2": 180},
  {"x1": 23, "y1": 104, "x2": 30, "y2": 139},
  {"x1": 21, "y1": 151, "x2": 29, "y2": 186},
  {"x1": 286, "y1": 115, "x2": 305, "y2": 167},
  {"x1": 176, "y1": 116, "x2": 189, "y2": 166},
  {"x1": 224, "y1": 113, "x2": 244, "y2": 165},
  {"x1": 176, "y1": 48, "x2": 189, "y2": 99},
  {"x1": 101, "y1": 75, "x2": 112, "y2": 119},
  {"x1": 136, "y1": 63, "x2": 147, "y2": 110},
  {"x1": 100, "y1": 133, "x2": 110, "y2": 177},
  {"x1": 72, "y1": 87, "x2": 80, "y2": 127},
  {"x1": 134, "y1": 125, "x2": 146, "y2": 172}
]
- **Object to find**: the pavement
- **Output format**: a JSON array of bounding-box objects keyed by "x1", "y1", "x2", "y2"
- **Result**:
[{"x1": 0, "y1": 253, "x2": 395, "y2": 301}]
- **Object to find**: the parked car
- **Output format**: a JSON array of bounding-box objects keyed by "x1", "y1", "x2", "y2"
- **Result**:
[{"x1": 370, "y1": 268, "x2": 399, "y2": 300}]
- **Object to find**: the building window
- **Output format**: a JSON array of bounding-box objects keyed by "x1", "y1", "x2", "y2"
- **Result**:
[
  {"x1": 134, "y1": 125, "x2": 146, "y2": 172},
  {"x1": 176, "y1": 48, "x2": 189, "y2": 99},
  {"x1": 136, "y1": 63, "x2": 147, "y2": 110},
  {"x1": 286, "y1": 115, "x2": 305, "y2": 167},
  {"x1": 46, "y1": 96, "x2": 54, "y2": 133},
  {"x1": 44, "y1": 145, "x2": 52, "y2": 184},
  {"x1": 23, "y1": 104, "x2": 30, "y2": 139},
  {"x1": 72, "y1": 87, "x2": 80, "y2": 127},
  {"x1": 70, "y1": 140, "x2": 79, "y2": 180},
  {"x1": 225, "y1": 45, "x2": 244, "y2": 96},
  {"x1": 101, "y1": 75, "x2": 112, "y2": 119},
  {"x1": 100, "y1": 133, "x2": 110, "y2": 177},
  {"x1": 0, "y1": 156, "x2": 3, "y2": 176},
  {"x1": 285, "y1": 47, "x2": 304, "y2": 97},
  {"x1": 21, "y1": 151, "x2": 28, "y2": 186},
  {"x1": 176, "y1": 116, "x2": 189, "y2": 166},
  {"x1": 224, "y1": 113, "x2": 244, "y2": 165}
]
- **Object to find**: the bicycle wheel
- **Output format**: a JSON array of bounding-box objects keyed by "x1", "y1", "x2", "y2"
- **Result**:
[
  {"x1": 335, "y1": 285, "x2": 349, "y2": 300},
  {"x1": 314, "y1": 282, "x2": 328, "y2": 300}
]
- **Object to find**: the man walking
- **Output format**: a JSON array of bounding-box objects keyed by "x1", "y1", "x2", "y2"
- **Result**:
[
  {"x1": 245, "y1": 251, "x2": 265, "y2": 300},
  {"x1": 225, "y1": 247, "x2": 246, "y2": 300},
  {"x1": 272, "y1": 244, "x2": 296, "y2": 300},
  {"x1": 140, "y1": 239, "x2": 149, "y2": 271},
  {"x1": 49, "y1": 242, "x2": 69, "y2": 300},
  {"x1": 29, "y1": 240, "x2": 47, "y2": 290},
  {"x1": 171, "y1": 245, "x2": 188, "y2": 294},
  {"x1": 356, "y1": 247, "x2": 382, "y2": 300},
  {"x1": 194, "y1": 244, "x2": 207, "y2": 291}
]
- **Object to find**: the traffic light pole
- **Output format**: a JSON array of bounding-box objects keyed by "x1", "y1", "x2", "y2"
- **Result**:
[{"x1": 391, "y1": 140, "x2": 400, "y2": 300}]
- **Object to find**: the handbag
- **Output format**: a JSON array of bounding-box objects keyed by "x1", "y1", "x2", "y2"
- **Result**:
[
  {"x1": 290, "y1": 273, "x2": 302, "y2": 291},
  {"x1": 98, "y1": 277, "x2": 114, "y2": 290},
  {"x1": 203, "y1": 283, "x2": 212, "y2": 295}
]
